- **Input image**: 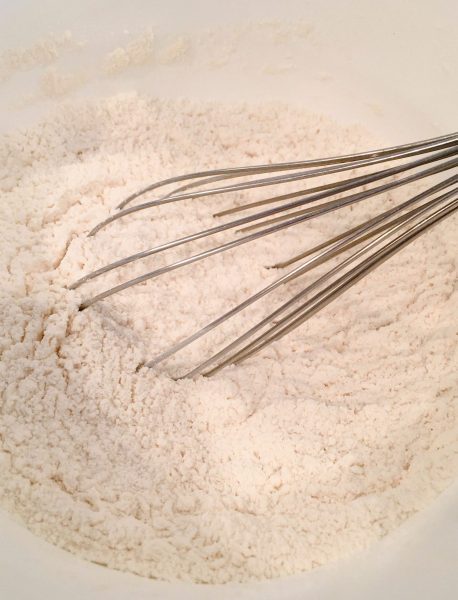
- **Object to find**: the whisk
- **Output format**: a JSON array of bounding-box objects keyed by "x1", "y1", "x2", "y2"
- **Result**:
[{"x1": 70, "y1": 132, "x2": 458, "y2": 377}]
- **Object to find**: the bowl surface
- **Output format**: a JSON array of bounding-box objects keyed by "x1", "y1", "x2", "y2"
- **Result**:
[{"x1": 0, "y1": 1, "x2": 457, "y2": 598}]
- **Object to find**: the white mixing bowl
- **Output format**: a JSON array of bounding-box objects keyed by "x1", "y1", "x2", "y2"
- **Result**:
[{"x1": 1, "y1": 1, "x2": 457, "y2": 598}]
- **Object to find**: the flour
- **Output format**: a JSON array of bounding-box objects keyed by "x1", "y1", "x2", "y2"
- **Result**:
[
  {"x1": 0, "y1": 31, "x2": 83, "y2": 82},
  {"x1": 0, "y1": 93, "x2": 457, "y2": 584},
  {"x1": 38, "y1": 66, "x2": 88, "y2": 98},
  {"x1": 2, "y1": 21, "x2": 318, "y2": 110},
  {"x1": 103, "y1": 30, "x2": 155, "y2": 75},
  {"x1": 157, "y1": 36, "x2": 190, "y2": 65}
]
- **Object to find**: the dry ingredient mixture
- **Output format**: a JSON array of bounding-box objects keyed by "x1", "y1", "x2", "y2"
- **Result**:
[{"x1": 0, "y1": 94, "x2": 457, "y2": 584}]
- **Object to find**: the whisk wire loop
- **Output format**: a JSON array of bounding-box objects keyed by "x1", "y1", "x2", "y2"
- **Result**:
[{"x1": 70, "y1": 133, "x2": 458, "y2": 376}]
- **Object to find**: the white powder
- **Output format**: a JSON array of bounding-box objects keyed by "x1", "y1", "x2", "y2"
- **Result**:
[
  {"x1": 0, "y1": 93, "x2": 457, "y2": 584},
  {"x1": 0, "y1": 31, "x2": 83, "y2": 82},
  {"x1": 157, "y1": 36, "x2": 190, "y2": 65},
  {"x1": 38, "y1": 66, "x2": 88, "y2": 98},
  {"x1": 2, "y1": 21, "x2": 317, "y2": 111},
  {"x1": 103, "y1": 30, "x2": 155, "y2": 75}
]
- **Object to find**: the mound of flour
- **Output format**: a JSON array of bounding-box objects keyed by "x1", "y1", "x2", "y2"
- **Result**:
[{"x1": 0, "y1": 94, "x2": 457, "y2": 584}]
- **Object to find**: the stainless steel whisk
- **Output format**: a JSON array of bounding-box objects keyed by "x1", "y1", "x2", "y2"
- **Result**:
[{"x1": 70, "y1": 132, "x2": 458, "y2": 377}]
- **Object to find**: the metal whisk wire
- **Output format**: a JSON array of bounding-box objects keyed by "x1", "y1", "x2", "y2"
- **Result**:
[
  {"x1": 70, "y1": 132, "x2": 458, "y2": 377},
  {"x1": 188, "y1": 190, "x2": 458, "y2": 378}
]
